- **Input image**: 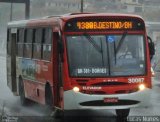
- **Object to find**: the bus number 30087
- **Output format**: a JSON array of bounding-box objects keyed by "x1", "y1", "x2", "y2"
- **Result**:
[{"x1": 128, "y1": 78, "x2": 144, "y2": 83}]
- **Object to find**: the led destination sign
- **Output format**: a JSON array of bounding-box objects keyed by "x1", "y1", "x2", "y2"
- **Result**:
[
  {"x1": 65, "y1": 18, "x2": 145, "y2": 32},
  {"x1": 76, "y1": 21, "x2": 133, "y2": 30}
]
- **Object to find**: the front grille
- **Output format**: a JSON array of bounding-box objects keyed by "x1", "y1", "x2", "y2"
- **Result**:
[
  {"x1": 115, "y1": 88, "x2": 139, "y2": 94},
  {"x1": 78, "y1": 83, "x2": 87, "y2": 86},
  {"x1": 92, "y1": 82, "x2": 128, "y2": 86},
  {"x1": 81, "y1": 90, "x2": 106, "y2": 95},
  {"x1": 80, "y1": 100, "x2": 139, "y2": 106},
  {"x1": 76, "y1": 80, "x2": 88, "y2": 82},
  {"x1": 76, "y1": 80, "x2": 88, "y2": 86}
]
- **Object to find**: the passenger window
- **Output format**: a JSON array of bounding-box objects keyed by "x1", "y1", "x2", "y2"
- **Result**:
[
  {"x1": 42, "y1": 45, "x2": 52, "y2": 60},
  {"x1": 35, "y1": 28, "x2": 43, "y2": 43},
  {"x1": 17, "y1": 44, "x2": 24, "y2": 57},
  {"x1": 42, "y1": 28, "x2": 52, "y2": 61},
  {"x1": 17, "y1": 28, "x2": 25, "y2": 57},
  {"x1": 18, "y1": 28, "x2": 25, "y2": 43},
  {"x1": 26, "y1": 29, "x2": 33, "y2": 43},
  {"x1": 33, "y1": 44, "x2": 42, "y2": 59},
  {"x1": 24, "y1": 28, "x2": 33, "y2": 58},
  {"x1": 44, "y1": 28, "x2": 52, "y2": 44},
  {"x1": 33, "y1": 28, "x2": 42, "y2": 59}
]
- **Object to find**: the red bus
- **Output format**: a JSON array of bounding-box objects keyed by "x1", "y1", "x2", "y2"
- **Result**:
[{"x1": 7, "y1": 13, "x2": 155, "y2": 117}]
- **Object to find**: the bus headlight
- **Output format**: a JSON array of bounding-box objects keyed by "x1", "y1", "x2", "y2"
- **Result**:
[
  {"x1": 73, "y1": 87, "x2": 80, "y2": 92},
  {"x1": 139, "y1": 84, "x2": 146, "y2": 91}
]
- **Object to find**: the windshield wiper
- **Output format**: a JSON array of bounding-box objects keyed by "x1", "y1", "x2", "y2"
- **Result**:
[
  {"x1": 113, "y1": 41, "x2": 117, "y2": 64},
  {"x1": 115, "y1": 32, "x2": 127, "y2": 54},
  {"x1": 83, "y1": 33, "x2": 105, "y2": 67},
  {"x1": 83, "y1": 33, "x2": 102, "y2": 54}
]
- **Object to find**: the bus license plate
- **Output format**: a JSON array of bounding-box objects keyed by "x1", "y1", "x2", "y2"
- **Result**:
[{"x1": 104, "y1": 97, "x2": 118, "y2": 103}]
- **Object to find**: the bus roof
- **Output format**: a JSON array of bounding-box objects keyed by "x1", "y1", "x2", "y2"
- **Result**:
[
  {"x1": 59, "y1": 13, "x2": 143, "y2": 19},
  {"x1": 7, "y1": 13, "x2": 144, "y2": 28}
]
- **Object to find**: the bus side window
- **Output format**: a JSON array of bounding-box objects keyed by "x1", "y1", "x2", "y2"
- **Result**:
[
  {"x1": 24, "y1": 29, "x2": 33, "y2": 58},
  {"x1": 17, "y1": 28, "x2": 25, "y2": 57},
  {"x1": 42, "y1": 28, "x2": 52, "y2": 61},
  {"x1": 7, "y1": 29, "x2": 11, "y2": 56},
  {"x1": 33, "y1": 28, "x2": 42, "y2": 59}
]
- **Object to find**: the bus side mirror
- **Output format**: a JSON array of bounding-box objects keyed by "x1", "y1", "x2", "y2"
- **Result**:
[{"x1": 147, "y1": 36, "x2": 155, "y2": 60}]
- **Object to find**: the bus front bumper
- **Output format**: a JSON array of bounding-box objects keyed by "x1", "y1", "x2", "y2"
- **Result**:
[{"x1": 64, "y1": 88, "x2": 151, "y2": 110}]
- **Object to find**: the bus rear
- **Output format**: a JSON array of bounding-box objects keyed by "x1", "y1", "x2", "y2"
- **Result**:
[{"x1": 60, "y1": 14, "x2": 153, "y2": 117}]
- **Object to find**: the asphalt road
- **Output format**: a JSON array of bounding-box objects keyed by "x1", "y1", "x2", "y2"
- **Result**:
[{"x1": 0, "y1": 56, "x2": 160, "y2": 122}]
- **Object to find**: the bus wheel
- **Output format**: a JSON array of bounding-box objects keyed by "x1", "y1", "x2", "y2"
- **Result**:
[
  {"x1": 116, "y1": 109, "x2": 130, "y2": 118},
  {"x1": 51, "y1": 109, "x2": 64, "y2": 118},
  {"x1": 19, "y1": 79, "x2": 28, "y2": 106},
  {"x1": 45, "y1": 85, "x2": 54, "y2": 111}
]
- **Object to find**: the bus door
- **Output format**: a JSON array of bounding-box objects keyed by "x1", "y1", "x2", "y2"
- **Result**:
[
  {"x1": 7, "y1": 28, "x2": 17, "y2": 94},
  {"x1": 58, "y1": 32, "x2": 64, "y2": 108},
  {"x1": 53, "y1": 31, "x2": 63, "y2": 107}
]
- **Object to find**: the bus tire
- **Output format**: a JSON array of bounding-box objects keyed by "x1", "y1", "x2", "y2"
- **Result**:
[
  {"x1": 116, "y1": 109, "x2": 130, "y2": 118},
  {"x1": 54, "y1": 109, "x2": 64, "y2": 118},
  {"x1": 19, "y1": 78, "x2": 29, "y2": 106},
  {"x1": 45, "y1": 84, "x2": 54, "y2": 111}
]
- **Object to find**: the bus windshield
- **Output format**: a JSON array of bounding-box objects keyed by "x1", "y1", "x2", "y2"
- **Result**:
[{"x1": 66, "y1": 34, "x2": 145, "y2": 77}]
